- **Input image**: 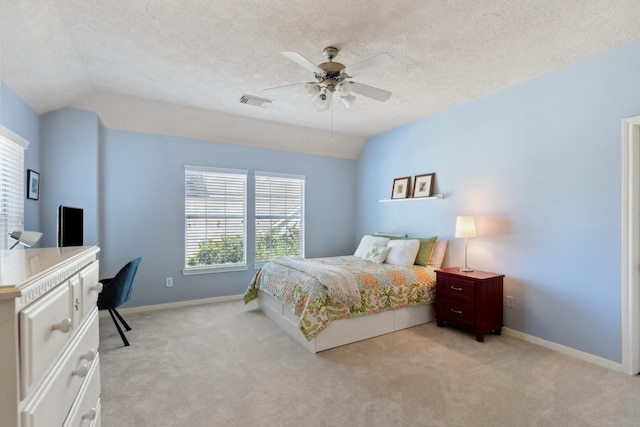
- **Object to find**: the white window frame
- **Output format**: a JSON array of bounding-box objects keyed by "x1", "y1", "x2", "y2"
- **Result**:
[
  {"x1": 254, "y1": 171, "x2": 305, "y2": 268},
  {"x1": 0, "y1": 126, "x2": 28, "y2": 250},
  {"x1": 183, "y1": 165, "x2": 247, "y2": 275}
]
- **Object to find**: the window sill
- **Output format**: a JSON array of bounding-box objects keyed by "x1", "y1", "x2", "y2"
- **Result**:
[{"x1": 182, "y1": 265, "x2": 249, "y2": 275}]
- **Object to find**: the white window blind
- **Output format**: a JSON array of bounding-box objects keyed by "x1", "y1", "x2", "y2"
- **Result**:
[
  {"x1": 0, "y1": 133, "x2": 26, "y2": 250},
  {"x1": 184, "y1": 166, "x2": 247, "y2": 271},
  {"x1": 255, "y1": 172, "x2": 305, "y2": 263}
]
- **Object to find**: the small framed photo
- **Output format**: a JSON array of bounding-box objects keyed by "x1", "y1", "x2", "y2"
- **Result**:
[
  {"x1": 413, "y1": 173, "x2": 435, "y2": 198},
  {"x1": 27, "y1": 169, "x2": 40, "y2": 200},
  {"x1": 391, "y1": 176, "x2": 411, "y2": 199}
]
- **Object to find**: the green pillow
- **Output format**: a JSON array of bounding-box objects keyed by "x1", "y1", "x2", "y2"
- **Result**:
[
  {"x1": 373, "y1": 233, "x2": 406, "y2": 240},
  {"x1": 413, "y1": 236, "x2": 438, "y2": 266}
]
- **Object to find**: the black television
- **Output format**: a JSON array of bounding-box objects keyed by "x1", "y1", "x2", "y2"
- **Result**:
[{"x1": 58, "y1": 205, "x2": 83, "y2": 247}]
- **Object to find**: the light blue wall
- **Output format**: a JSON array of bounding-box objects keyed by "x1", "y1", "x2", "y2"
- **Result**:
[
  {"x1": 99, "y1": 129, "x2": 356, "y2": 306},
  {"x1": 40, "y1": 108, "x2": 100, "y2": 248},
  {"x1": 357, "y1": 38, "x2": 640, "y2": 362},
  {"x1": 1, "y1": 82, "x2": 41, "y2": 234}
]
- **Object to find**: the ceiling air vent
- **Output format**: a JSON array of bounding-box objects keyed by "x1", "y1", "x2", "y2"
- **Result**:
[{"x1": 239, "y1": 94, "x2": 273, "y2": 108}]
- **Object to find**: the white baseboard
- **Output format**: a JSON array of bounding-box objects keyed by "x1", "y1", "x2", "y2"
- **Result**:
[
  {"x1": 502, "y1": 327, "x2": 623, "y2": 373},
  {"x1": 99, "y1": 294, "x2": 244, "y2": 318}
]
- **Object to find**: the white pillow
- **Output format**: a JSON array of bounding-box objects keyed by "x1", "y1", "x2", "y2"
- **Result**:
[
  {"x1": 428, "y1": 239, "x2": 448, "y2": 268},
  {"x1": 362, "y1": 245, "x2": 391, "y2": 264},
  {"x1": 385, "y1": 239, "x2": 420, "y2": 266},
  {"x1": 354, "y1": 235, "x2": 390, "y2": 258}
]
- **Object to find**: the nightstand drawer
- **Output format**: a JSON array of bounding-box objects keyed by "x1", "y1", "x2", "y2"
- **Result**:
[
  {"x1": 437, "y1": 277, "x2": 474, "y2": 303},
  {"x1": 441, "y1": 300, "x2": 475, "y2": 328}
]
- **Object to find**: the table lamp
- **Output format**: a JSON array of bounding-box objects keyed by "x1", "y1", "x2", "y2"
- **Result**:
[{"x1": 455, "y1": 216, "x2": 476, "y2": 272}]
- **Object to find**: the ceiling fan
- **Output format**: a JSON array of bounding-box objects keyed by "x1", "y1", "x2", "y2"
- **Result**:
[{"x1": 265, "y1": 46, "x2": 394, "y2": 111}]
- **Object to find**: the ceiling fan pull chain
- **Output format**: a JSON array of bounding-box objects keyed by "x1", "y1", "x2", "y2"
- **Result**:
[{"x1": 330, "y1": 99, "x2": 334, "y2": 144}]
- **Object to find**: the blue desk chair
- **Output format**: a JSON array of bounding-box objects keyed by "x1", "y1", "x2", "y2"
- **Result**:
[{"x1": 97, "y1": 257, "x2": 143, "y2": 346}]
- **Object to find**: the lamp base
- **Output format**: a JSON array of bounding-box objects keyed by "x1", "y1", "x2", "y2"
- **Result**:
[{"x1": 459, "y1": 267, "x2": 474, "y2": 272}]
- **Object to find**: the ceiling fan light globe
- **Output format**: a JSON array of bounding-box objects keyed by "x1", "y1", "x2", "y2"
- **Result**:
[
  {"x1": 313, "y1": 96, "x2": 328, "y2": 111},
  {"x1": 341, "y1": 94, "x2": 356, "y2": 108},
  {"x1": 336, "y1": 80, "x2": 351, "y2": 95},
  {"x1": 305, "y1": 84, "x2": 320, "y2": 98}
]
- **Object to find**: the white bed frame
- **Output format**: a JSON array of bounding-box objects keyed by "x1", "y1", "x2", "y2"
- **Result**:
[{"x1": 257, "y1": 290, "x2": 435, "y2": 353}]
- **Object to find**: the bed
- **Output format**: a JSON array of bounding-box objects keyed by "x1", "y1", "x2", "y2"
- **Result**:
[{"x1": 244, "y1": 236, "x2": 447, "y2": 352}]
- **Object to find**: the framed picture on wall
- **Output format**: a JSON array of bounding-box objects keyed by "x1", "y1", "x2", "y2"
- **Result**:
[
  {"x1": 391, "y1": 176, "x2": 411, "y2": 199},
  {"x1": 413, "y1": 173, "x2": 435, "y2": 198},
  {"x1": 27, "y1": 169, "x2": 40, "y2": 200}
]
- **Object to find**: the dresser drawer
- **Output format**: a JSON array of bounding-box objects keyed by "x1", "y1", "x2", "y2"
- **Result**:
[
  {"x1": 21, "y1": 310, "x2": 100, "y2": 427},
  {"x1": 80, "y1": 261, "x2": 101, "y2": 321},
  {"x1": 440, "y1": 299, "x2": 475, "y2": 328},
  {"x1": 92, "y1": 400, "x2": 102, "y2": 427},
  {"x1": 437, "y1": 276, "x2": 474, "y2": 303},
  {"x1": 20, "y1": 283, "x2": 73, "y2": 398},
  {"x1": 63, "y1": 354, "x2": 101, "y2": 427}
]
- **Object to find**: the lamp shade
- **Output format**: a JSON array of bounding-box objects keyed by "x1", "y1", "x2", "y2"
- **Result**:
[{"x1": 455, "y1": 216, "x2": 476, "y2": 238}]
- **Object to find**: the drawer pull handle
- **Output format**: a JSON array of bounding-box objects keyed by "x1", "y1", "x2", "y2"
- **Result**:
[
  {"x1": 450, "y1": 286, "x2": 463, "y2": 291},
  {"x1": 451, "y1": 309, "x2": 463, "y2": 314},
  {"x1": 91, "y1": 282, "x2": 104, "y2": 293},
  {"x1": 75, "y1": 297, "x2": 80, "y2": 311},
  {"x1": 72, "y1": 363, "x2": 89, "y2": 378},
  {"x1": 81, "y1": 348, "x2": 97, "y2": 361},
  {"x1": 52, "y1": 318, "x2": 72, "y2": 333},
  {"x1": 82, "y1": 409, "x2": 97, "y2": 421}
]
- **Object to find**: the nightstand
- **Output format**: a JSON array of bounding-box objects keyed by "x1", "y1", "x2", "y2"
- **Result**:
[{"x1": 435, "y1": 267, "x2": 504, "y2": 342}]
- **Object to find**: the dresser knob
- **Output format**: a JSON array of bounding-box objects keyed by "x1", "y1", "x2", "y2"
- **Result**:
[
  {"x1": 450, "y1": 286, "x2": 462, "y2": 291},
  {"x1": 82, "y1": 409, "x2": 97, "y2": 420},
  {"x1": 72, "y1": 363, "x2": 89, "y2": 378},
  {"x1": 52, "y1": 318, "x2": 72, "y2": 333},
  {"x1": 90, "y1": 282, "x2": 104, "y2": 293},
  {"x1": 81, "y1": 348, "x2": 96, "y2": 361}
]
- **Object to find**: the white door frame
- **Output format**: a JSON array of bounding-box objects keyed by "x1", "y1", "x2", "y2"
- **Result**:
[{"x1": 622, "y1": 116, "x2": 640, "y2": 375}]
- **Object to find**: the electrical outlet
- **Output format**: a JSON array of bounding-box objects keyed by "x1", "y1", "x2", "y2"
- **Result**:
[
  {"x1": 166, "y1": 277, "x2": 173, "y2": 288},
  {"x1": 506, "y1": 296, "x2": 515, "y2": 309}
]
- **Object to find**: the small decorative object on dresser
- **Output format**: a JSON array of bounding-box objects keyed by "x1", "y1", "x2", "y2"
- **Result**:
[
  {"x1": 412, "y1": 173, "x2": 434, "y2": 198},
  {"x1": 391, "y1": 176, "x2": 411, "y2": 199},
  {"x1": 435, "y1": 267, "x2": 504, "y2": 342}
]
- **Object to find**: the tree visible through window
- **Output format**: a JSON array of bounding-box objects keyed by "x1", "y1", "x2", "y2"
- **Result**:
[
  {"x1": 255, "y1": 172, "x2": 305, "y2": 263},
  {"x1": 184, "y1": 166, "x2": 247, "y2": 271}
]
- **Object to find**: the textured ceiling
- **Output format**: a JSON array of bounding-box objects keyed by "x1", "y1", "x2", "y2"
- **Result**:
[{"x1": 2, "y1": 0, "x2": 640, "y2": 151}]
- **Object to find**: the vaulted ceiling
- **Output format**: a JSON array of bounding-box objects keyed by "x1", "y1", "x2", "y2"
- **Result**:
[{"x1": 2, "y1": 1, "x2": 640, "y2": 158}]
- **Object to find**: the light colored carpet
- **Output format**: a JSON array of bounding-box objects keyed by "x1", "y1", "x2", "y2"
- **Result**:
[{"x1": 99, "y1": 300, "x2": 640, "y2": 427}]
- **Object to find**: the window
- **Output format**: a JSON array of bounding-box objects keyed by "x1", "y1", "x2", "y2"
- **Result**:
[
  {"x1": 255, "y1": 171, "x2": 305, "y2": 263},
  {"x1": 0, "y1": 127, "x2": 27, "y2": 250},
  {"x1": 184, "y1": 166, "x2": 247, "y2": 273}
]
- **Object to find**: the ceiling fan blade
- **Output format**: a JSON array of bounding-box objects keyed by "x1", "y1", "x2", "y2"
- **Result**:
[
  {"x1": 281, "y1": 51, "x2": 325, "y2": 75},
  {"x1": 342, "y1": 53, "x2": 394, "y2": 78},
  {"x1": 262, "y1": 81, "x2": 316, "y2": 92},
  {"x1": 350, "y1": 82, "x2": 392, "y2": 102}
]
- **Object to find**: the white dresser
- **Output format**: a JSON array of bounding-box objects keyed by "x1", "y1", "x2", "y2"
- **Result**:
[{"x1": 0, "y1": 246, "x2": 102, "y2": 427}]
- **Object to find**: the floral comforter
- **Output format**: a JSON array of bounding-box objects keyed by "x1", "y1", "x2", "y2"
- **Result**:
[{"x1": 243, "y1": 256, "x2": 437, "y2": 341}]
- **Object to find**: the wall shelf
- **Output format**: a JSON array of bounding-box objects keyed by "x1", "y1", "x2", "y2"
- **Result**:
[{"x1": 379, "y1": 194, "x2": 444, "y2": 203}]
